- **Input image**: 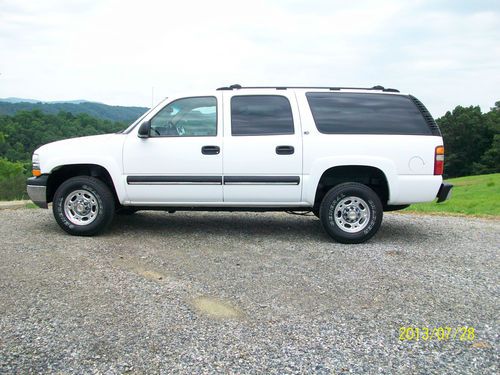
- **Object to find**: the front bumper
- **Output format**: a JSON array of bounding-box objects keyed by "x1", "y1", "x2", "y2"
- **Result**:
[
  {"x1": 436, "y1": 182, "x2": 453, "y2": 203},
  {"x1": 26, "y1": 175, "x2": 49, "y2": 208}
]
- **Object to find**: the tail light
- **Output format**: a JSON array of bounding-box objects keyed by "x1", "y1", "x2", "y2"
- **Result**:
[{"x1": 434, "y1": 146, "x2": 444, "y2": 175}]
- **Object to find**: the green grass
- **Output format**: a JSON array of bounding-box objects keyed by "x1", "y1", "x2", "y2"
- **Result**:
[{"x1": 404, "y1": 173, "x2": 500, "y2": 217}]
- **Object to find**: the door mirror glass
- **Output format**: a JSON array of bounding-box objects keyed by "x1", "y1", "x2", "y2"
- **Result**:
[{"x1": 137, "y1": 120, "x2": 151, "y2": 138}]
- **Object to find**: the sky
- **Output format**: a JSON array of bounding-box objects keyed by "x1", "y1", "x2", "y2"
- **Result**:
[{"x1": 0, "y1": 0, "x2": 499, "y2": 116}]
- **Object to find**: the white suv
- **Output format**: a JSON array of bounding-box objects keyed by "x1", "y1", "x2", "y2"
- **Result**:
[{"x1": 27, "y1": 85, "x2": 452, "y2": 243}]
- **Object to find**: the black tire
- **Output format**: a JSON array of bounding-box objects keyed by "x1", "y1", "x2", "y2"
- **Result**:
[
  {"x1": 116, "y1": 207, "x2": 139, "y2": 215},
  {"x1": 319, "y1": 182, "x2": 383, "y2": 244},
  {"x1": 52, "y1": 176, "x2": 115, "y2": 236},
  {"x1": 312, "y1": 207, "x2": 320, "y2": 218}
]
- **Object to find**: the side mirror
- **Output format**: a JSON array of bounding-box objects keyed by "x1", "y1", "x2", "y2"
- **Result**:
[{"x1": 137, "y1": 120, "x2": 151, "y2": 138}]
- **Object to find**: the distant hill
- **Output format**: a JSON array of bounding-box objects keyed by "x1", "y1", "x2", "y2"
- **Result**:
[
  {"x1": 0, "y1": 99, "x2": 149, "y2": 124},
  {"x1": 0, "y1": 97, "x2": 42, "y2": 103},
  {"x1": 1, "y1": 97, "x2": 93, "y2": 104}
]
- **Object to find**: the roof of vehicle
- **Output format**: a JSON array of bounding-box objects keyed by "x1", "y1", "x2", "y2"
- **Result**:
[{"x1": 216, "y1": 84, "x2": 401, "y2": 93}]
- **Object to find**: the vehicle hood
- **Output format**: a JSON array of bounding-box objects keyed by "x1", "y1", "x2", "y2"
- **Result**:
[
  {"x1": 35, "y1": 133, "x2": 125, "y2": 174},
  {"x1": 36, "y1": 134, "x2": 117, "y2": 154}
]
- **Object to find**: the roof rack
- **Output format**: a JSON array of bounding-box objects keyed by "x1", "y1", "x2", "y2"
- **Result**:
[{"x1": 216, "y1": 84, "x2": 400, "y2": 93}]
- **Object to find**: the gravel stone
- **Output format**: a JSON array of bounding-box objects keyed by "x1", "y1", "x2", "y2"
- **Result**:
[{"x1": 0, "y1": 209, "x2": 498, "y2": 374}]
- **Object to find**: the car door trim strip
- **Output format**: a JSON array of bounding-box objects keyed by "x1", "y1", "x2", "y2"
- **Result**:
[
  {"x1": 224, "y1": 176, "x2": 300, "y2": 185},
  {"x1": 126, "y1": 176, "x2": 300, "y2": 185},
  {"x1": 127, "y1": 176, "x2": 222, "y2": 185}
]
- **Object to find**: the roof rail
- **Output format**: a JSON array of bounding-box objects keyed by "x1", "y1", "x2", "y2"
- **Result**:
[{"x1": 216, "y1": 84, "x2": 400, "y2": 93}]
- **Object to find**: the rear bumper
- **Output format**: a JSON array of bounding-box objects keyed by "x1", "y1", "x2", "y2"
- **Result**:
[
  {"x1": 436, "y1": 182, "x2": 453, "y2": 203},
  {"x1": 26, "y1": 175, "x2": 49, "y2": 208}
]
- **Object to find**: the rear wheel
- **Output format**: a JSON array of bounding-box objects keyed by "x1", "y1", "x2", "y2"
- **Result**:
[
  {"x1": 53, "y1": 176, "x2": 115, "y2": 236},
  {"x1": 319, "y1": 182, "x2": 383, "y2": 244}
]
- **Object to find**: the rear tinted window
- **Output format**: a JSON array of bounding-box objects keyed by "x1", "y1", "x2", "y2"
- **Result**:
[
  {"x1": 306, "y1": 92, "x2": 432, "y2": 135},
  {"x1": 231, "y1": 95, "x2": 294, "y2": 136}
]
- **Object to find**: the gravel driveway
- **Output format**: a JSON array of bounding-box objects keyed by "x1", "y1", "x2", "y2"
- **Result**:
[{"x1": 0, "y1": 209, "x2": 498, "y2": 374}]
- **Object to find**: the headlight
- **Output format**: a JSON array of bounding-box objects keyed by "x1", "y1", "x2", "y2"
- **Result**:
[{"x1": 32, "y1": 153, "x2": 41, "y2": 176}]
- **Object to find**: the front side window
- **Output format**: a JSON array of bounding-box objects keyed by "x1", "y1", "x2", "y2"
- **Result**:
[
  {"x1": 306, "y1": 92, "x2": 432, "y2": 135},
  {"x1": 150, "y1": 96, "x2": 217, "y2": 137},
  {"x1": 231, "y1": 95, "x2": 294, "y2": 136}
]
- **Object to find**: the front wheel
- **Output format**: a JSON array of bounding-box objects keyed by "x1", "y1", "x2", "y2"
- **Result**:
[
  {"x1": 53, "y1": 176, "x2": 115, "y2": 236},
  {"x1": 319, "y1": 183, "x2": 383, "y2": 244}
]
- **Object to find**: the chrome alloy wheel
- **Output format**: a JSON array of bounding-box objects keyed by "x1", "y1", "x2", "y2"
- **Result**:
[
  {"x1": 63, "y1": 189, "x2": 99, "y2": 226},
  {"x1": 333, "y1": 196, "x2": 371, "y2": 233}
]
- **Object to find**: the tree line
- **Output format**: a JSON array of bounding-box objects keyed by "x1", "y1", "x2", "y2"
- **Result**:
[
  {"x1": 0, "y1": 110, "x2": 126, "y2": 200},
  {"x1": 438, "y1": 101, "x2": 499, "y2": 177},
  {"x1": 0, "y1": 103, "x2": 498, "y2": 200},
  {"x1": 0, "y1": 101, "x2": 147, "y2": 123}
]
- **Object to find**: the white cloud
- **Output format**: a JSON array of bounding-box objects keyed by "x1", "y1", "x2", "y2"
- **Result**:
[{"x1": 0, "y1": 0, "x2": 498, "y2": 115}]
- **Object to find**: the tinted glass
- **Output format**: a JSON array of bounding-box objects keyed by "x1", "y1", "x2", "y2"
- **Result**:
[
  {"x1": 231, "y1": 95, "x2": 294, "y2": 136},
  {"x1": 306, "y1": 92, "x2": 432, "y2": 135},
  {"x1": 150, "y1": 96, "x2": 217, "y2": 137}
]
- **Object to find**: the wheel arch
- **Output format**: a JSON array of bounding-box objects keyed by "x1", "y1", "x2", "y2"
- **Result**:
[
  {"x1": 309, "y1": 163, "x2": 395, "y2": 211},
  {"x1": 46, "y1": 164, "x2": 120, "y2": 205}
]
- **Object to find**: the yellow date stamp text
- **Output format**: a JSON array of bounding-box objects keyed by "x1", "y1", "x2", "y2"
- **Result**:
[{"x1": 399, "y1": 326, "x2": 475, "y2": 341}]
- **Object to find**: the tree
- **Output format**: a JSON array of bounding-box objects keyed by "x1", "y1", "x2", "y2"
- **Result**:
[
  {"x1": 0, "y1": 157, "x2": 27, "y2": 200},
  {"x1": 473, "y1": 101, "x2": 500, "y2": 174},
  {"x1": 437, "y1": 102, "x2": 499, "y2": 178},
  {"x1": 0, "y1": 110, "x2": 126, "y2": 163}
]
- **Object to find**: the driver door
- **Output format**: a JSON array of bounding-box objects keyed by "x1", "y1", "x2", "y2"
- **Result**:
[{"x1": 122, "y1": 94, "x2": 223, "y2": 204}]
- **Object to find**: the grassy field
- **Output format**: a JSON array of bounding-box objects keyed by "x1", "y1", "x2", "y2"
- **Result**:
[{"x1": 404, "y1": 173, "x2": 499, "y2": 217}]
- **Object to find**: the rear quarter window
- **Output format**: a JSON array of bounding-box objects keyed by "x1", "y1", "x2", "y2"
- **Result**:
[{"x1": 306, "y1": 92, "x2": 433, "y2": 135}]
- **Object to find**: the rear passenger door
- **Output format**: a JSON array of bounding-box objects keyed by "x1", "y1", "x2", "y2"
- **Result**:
[{"x1": 222, "y1": 91, "x2": 303, "y2": 203}]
